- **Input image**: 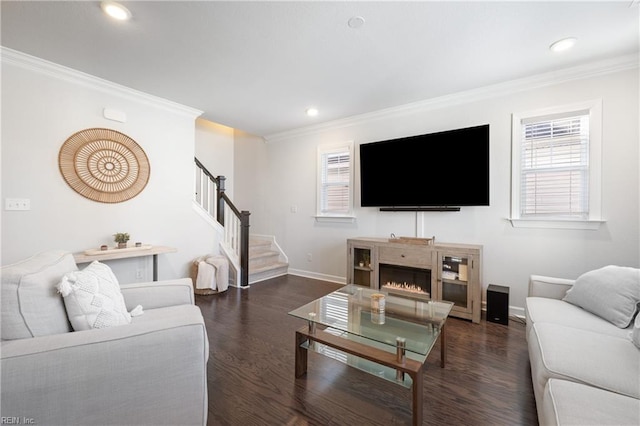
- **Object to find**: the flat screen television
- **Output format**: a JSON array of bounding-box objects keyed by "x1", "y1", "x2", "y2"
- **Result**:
[{"x1": 359, "y1": 124, "x2": 489, "y2": 210}]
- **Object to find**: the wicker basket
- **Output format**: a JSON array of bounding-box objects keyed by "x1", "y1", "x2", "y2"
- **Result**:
[{"x1": 191, "y1": 255, "x2": 228, "y2": 295}]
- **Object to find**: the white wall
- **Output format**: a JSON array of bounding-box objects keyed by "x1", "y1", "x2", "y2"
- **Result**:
[
  {"x1": 245, "y1": 65, "x2": 639, "y2": 313},
  {"x1": 3, "y1": 49, "x2": 637, "y2": 314},
  {"x1": 1, "y1": 51, "x2": 219, "y2": 282},
  {"x1": 233, "y1": 130, "x2": 269, "y2": 230},
  {"x1": 195, "y1": 118, "x2": 234, "y2": 198}
]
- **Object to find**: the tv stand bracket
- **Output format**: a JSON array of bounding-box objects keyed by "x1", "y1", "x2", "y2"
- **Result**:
[{"x1": 379, "y1": 207, "x2": 461, "y2": 212}]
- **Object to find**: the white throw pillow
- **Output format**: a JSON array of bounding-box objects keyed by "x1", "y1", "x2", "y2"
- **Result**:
[
  {"x1": 56, "y1": 261, "x2": 131, "y2": 331},
  {"x1": 563, "y1": 265, "x2": 640, "y2": 328}
]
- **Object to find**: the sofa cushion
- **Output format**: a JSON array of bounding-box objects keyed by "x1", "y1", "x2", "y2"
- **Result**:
[
  {"x1": 1, "y1": 250, "x2": 77, "y2": 340},
  {"x1": 631, "y1": 313, "x2": 640, "y2": 349},
  {"x1": 563, "y1": 265, "x2": 640, "y2": 328},
  {"x1": 529, "y1": 322, "x2": 640, "y2": 400},
  {"x1": 57, "y1": 261, "x2": 131, "y2": 331},
  {"x1": 525, "y1": 297, "x2": 630, "y2": 341},
  {"x1": 541, "y1": 379, "x2": 640, "y2": 426}
]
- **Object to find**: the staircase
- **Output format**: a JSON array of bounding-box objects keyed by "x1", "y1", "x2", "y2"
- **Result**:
[
  {"x1": 195, "y1": 157, "x2": 288, "y2": 287},
  {"x1": 249, "y1": 236, "x2": 288, "y2": 284}
]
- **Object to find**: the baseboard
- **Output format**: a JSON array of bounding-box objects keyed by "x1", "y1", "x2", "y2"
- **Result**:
[
  {"x1": 509, "y1": 306, "x2": 526, "y2": 319},
  {"x1": 288, "y1": 269, "x2": 346, "y2": 285}
]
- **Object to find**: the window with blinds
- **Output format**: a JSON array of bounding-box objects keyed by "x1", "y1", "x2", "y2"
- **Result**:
[
  {"x1": 511, "y1": 99, "x2": 603, "y2": 229},
  {"x1": 520, "y1": 112, "x2": 590, "y2": 218},
  {"x1": 317, "y1": 142, "x2": 353, "y2": 217}
]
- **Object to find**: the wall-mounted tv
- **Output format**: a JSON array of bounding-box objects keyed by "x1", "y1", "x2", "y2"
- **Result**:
[{"x1": 359, "y1": 124, "x2": 490, "y2": 211}]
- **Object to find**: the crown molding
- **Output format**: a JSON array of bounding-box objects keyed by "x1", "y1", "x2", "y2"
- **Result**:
[
  {"x1": 1, "y1": 47, "x2": 203, "y2": 119},
  {"x1": 264, "y1": 53, "x2": 639, "y2": 142}
]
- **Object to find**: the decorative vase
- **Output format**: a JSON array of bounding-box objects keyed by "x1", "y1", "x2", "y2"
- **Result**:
[{"x1": 118, "y1": 242, "x2": 127, "y2": 249}]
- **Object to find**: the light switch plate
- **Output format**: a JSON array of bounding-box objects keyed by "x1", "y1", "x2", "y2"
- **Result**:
[{"x1": 5, "y1": 198, "x2": 31, "y2": 210}]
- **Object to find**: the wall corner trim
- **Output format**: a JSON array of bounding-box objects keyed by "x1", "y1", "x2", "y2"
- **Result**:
[
  {"x1": 264, "y1": 52, "x2": 639, "y2": 143},
  {"x1": 1, "y1": 47, "x2": 203, "y2": 119}
]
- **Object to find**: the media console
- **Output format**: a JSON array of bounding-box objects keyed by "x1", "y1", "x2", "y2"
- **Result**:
[{"x1": 347, "y1": 237, "x2": 482, "y2": 323}]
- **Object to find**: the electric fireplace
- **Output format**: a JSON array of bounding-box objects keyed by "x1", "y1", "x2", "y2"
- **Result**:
[{"x1": 379, "y1": 263, "x2": 431, "y2": 300}]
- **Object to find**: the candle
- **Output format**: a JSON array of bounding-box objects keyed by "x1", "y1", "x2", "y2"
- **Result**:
[{"x1": 371, "y1": 293, "x2": 386, "y2": 324}]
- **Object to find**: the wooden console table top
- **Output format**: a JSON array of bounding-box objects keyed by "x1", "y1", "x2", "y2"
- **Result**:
[
  {"x1": 73, "y1": 245, "x2": 177, "y2": 281},
  {"x1": 73, "y1": 245, "x2": 176, "y2": 263},
  {"x1": 350, "y1": 236, "x2": 483, "y2": 251}
]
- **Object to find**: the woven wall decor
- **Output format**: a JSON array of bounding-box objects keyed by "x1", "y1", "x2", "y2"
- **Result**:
[{"x1": 59, "y1": 128, "x2": 150, "y2": 203}]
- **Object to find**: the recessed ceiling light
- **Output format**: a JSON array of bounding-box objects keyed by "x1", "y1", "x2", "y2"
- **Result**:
[
  {"x1": 101, "y1": 1, "x2": 132, "y2": 21},
  {"x1": 306, "y1": 107, "x2": 319, "y2": 117},
  {"x1": 549, "y1": 37, "x2": 577, "y2": 53}
]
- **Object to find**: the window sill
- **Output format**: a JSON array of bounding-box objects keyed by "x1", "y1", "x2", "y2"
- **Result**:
[
  {"x1": 508, "y1": 218, "x2": 605, "y2": 230},
  {"x1": 315, "y1": 215, "x2": 356, "y2": 224}
]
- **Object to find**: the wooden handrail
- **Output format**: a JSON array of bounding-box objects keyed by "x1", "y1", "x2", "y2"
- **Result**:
[{"x1": 194, "y1": 157, "x2": 216, "y2": 182}]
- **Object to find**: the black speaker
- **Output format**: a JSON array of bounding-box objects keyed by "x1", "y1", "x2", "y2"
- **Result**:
[{"x1": 487, "y1": 284, "x2": 509, "y2": 325}]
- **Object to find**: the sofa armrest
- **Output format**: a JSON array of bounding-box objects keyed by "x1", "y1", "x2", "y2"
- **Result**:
[
  {"x1": 1, "y1": 304, "x2": 208, "y2": 426},
  {"x1": 528, "y1": 275, "x2": 575, "y2": 299},
  {"x1": 120, "y1": 277, "x2": 194, "y2": 310}
]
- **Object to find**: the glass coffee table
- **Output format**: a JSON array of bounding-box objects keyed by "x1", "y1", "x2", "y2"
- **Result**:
[{"x1": 289, "y1": 285, "x2": 453, "y2": 426}]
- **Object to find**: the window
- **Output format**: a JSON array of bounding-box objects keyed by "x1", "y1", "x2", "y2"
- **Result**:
[
  {"x1": 521, "y1": 113, "x2": 589, "y2": 217},
  {"x1": 317, "y1": 142, "x2": 354, "y2": 221},
  {"x1": 511, "y1": 100, "x2": 603, "y2": 229}
]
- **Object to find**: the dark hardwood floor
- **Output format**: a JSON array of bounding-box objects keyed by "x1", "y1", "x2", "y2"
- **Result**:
[{"x1": 195, "y1": 275, "x2": 538, "y2": 426}]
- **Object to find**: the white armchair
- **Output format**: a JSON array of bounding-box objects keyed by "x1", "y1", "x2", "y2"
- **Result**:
[{"x1": 1, "y1": 250, "x2": 209, "y2": 426}]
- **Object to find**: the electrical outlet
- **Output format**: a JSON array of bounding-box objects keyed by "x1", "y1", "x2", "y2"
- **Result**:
[
  {"x1": 5, "y1": 198, "x2": 31, "y2": 211},
  {"x1": 136, "y1": 269, "x2": 143, "y2": 279},
  {"x1": 307, "y1": 253, "x2": 312, "y2": 262}
]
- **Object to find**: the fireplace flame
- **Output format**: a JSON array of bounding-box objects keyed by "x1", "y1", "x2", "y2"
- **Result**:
[{"x1": 382, "y1": 281, "x2": 429, "y2": 296}]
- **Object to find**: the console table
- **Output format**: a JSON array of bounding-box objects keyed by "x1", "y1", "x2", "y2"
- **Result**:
[{"x1": 74, "y1": 245, "x2": 177, "y2": 281}]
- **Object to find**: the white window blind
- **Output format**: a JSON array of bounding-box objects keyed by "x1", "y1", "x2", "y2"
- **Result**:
[
  {"x1": 520, "y1": 112, "x2": 590, "y2": 219},
  {"x1": 320, "y1": 292, "x2": 349, "y2": 363},
  {"x1": 318, "y1": 143, "x2": 353, "y2": 216},
  {"x1": 510, "y1": 100, "x2": 603, "y2": 229}
]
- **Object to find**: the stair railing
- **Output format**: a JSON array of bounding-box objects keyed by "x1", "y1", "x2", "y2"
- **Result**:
[
  {"x1": 195, "y1": 158, "x2": 250, "y2": 288},
  {"x1": 194, "y1": 158, "x2": 217, "y2": 218}
]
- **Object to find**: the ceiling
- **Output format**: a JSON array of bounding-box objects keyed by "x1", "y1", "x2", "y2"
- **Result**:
[{"x1": 1, "y1": 1, "x2": 638, "y2": 137}]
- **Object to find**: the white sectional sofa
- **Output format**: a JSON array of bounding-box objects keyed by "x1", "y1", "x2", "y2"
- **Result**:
[{"x1": 525, "y1": 267, "x2": 640, "y2": 426}]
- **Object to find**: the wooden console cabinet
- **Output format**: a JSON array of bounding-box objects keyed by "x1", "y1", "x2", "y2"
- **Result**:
[{"x1": 347, "y1": 237, "x2": 482, "y2": 323}]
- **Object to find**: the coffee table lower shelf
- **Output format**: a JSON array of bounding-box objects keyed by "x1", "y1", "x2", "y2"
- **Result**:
[{"x1": 295, "y1": 325, "x2": 445, "y2": 426}]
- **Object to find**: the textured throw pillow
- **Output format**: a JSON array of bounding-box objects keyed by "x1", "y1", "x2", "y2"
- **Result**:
[
  {"x1": 563, "y1": 265, "x2": 640, "y2": 328},
  {"x1": 57, "y1": 261, "x2": 131, "y2": 331}
]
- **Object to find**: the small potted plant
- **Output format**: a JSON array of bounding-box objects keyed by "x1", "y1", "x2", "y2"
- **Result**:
[{"x1": 113, "y1": 232, "x2": 130, "y2": 249}]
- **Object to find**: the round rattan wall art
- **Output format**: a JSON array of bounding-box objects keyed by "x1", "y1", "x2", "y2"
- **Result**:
[{"x1": 59, "y1": 128, "x2": 150, "y2": 203}]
